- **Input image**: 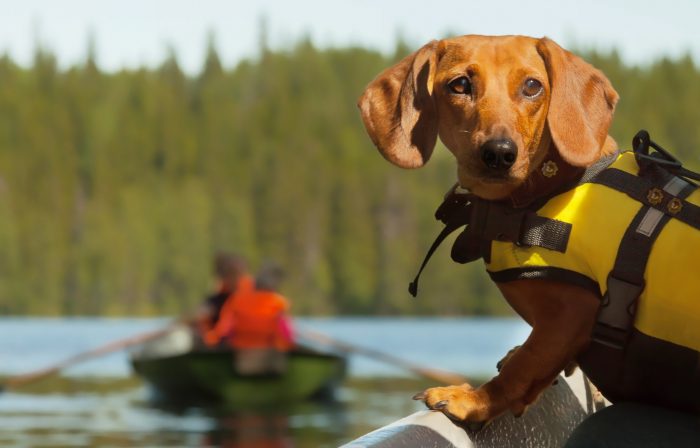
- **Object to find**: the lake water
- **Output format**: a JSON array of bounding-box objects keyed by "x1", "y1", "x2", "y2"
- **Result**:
[{"x1": 0, "y1": 317, "x2": 530, "y2": 447}]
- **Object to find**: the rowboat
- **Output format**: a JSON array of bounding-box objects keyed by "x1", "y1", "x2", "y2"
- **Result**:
[{"x1": 129, "y1": 325, "x2": 347, "y2": 407}]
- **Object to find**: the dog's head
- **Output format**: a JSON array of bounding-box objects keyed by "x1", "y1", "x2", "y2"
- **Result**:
[{"x1": 358, "y1": 35, "x2": 619, "y2": 200}]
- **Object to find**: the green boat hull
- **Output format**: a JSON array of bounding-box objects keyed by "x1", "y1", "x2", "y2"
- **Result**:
[{"x1": 131, "y1": 345, "x2": 347, "y2": 408}]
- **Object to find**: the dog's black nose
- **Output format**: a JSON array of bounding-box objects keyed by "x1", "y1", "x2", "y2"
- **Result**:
[{"x1": 480, "y1": 139, "x2": 517, "y2": 171}]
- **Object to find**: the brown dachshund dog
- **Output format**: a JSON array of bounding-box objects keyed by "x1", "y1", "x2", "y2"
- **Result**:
[{"x1": 358, "y1": 35, "x2": 620, "y2": 424}]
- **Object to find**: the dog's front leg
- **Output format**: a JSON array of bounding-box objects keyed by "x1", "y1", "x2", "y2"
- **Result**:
[{"x1": 415, "y1": 279, "x2": 599, "y2": 425}]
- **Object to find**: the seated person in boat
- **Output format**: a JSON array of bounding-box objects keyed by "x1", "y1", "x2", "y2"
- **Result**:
[
  {"x1": 214, "y1": 262, "x2": 295, "y2": 374},
  {"x1": 198, "y1": 252, "x2": 253, "y2": 346}
]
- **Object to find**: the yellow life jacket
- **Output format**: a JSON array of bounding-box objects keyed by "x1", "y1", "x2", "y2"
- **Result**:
[{"x1": 487, "y1": 150, "x2": 700, "y2": 354}]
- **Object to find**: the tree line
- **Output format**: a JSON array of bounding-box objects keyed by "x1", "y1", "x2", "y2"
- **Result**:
[{"x1": 0, "y1": 37, "x2": 698, "y2": 316}]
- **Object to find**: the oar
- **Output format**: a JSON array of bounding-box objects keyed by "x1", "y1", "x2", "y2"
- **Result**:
[
  {"x1": 296, "y1": 327, "x2": 469, "y2": 385},
  {"x1": 0, "y1": 319, "x2": 189, "y2": 393}
]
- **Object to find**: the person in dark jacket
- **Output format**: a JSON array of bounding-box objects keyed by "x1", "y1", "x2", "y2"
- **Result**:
[{"x1": 198, "y1": 252, "x2": 250, "y2": 345}]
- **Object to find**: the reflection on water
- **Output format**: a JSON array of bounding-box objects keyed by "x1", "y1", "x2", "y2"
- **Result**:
[
  {"x1": 205, "y1": 413, "x2": 293, "y2": 448},
  {"x1": 0, "y1": 376, "x2": 434, "y2": 447}
]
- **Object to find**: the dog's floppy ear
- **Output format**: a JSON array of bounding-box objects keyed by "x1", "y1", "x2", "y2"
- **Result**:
[
  {"x1": 537, "y1": 37, "x2": 619, "y2": 166},
  {"x1": 358, "y1": 41, "x2": 440, "y2": 168}
]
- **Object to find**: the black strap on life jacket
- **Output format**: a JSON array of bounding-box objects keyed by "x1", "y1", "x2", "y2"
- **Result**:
[
  {"x1": 590, "y1": 168, "x2": 700, "y2": 232},
  {"x1": 409, "y1": 191, "x2": 583, "y2": 297},
  {"x1": 589, "y1": 169, "x2": 695, "y2": 351},
  {"x1": 408, "y1": 192, "x2": 573, "y2": 297}
]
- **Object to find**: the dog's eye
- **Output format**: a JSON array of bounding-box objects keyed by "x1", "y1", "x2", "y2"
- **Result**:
[
  {"x1": 448, "y1": 76, "x2": 472, "y2": 95},
  {"x1": 522, "y1": 78, "x2": 543, "y2": 98}
]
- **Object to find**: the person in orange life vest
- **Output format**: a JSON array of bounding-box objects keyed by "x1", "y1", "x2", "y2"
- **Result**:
[
  {"x1": 221, "y1": 262, "x2": 294, "y2": 352},
  {"x1": 198, "y1": 252, "x2": 252, "y2": 346}
]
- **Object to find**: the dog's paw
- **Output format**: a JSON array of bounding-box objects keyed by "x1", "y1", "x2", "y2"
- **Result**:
[{"x1": 413, "y1": 384, "x2": 490, "y2": 425}]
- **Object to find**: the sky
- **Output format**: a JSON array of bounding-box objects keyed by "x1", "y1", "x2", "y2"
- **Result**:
[{"x1": 1, "y1": 0, "x2": 698, "y2": 74}]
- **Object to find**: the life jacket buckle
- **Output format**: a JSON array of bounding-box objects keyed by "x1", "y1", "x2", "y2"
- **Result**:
[{"x1": 592, "y1": 274, "x2": 645, "y2": 350}]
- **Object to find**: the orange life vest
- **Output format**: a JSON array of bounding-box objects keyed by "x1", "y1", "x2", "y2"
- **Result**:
[{"x1": 226, "y1": 289, "x2": 292, "y2": 351}]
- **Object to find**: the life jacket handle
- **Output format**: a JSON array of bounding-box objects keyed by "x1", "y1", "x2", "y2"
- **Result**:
[{"x1": 633, "y1": 129, "x2": 700, "y2": 182}]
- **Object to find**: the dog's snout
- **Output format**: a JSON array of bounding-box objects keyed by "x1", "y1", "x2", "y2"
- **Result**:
[{"x1": 480, "y1": 139, "x2": 517, "y2": 171}]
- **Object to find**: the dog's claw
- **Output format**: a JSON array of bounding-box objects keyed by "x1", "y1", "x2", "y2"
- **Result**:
[
  {"x1": 433, "y1": 400, "x2": 448, "y2": 410},
  {"x1": 412, "y1": 391, "x2": 425, "y2": 401},
  {"x1": 464, "y1": 421, "x2": 486, "y2": 432},
  {"x1": 564, "y1": 362, "x2": 578, "y2": 377}
]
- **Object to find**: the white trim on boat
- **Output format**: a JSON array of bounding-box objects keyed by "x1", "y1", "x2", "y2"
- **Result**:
[{"x1": 342, "y1": 369, "x2": 607, "y2": 448}]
